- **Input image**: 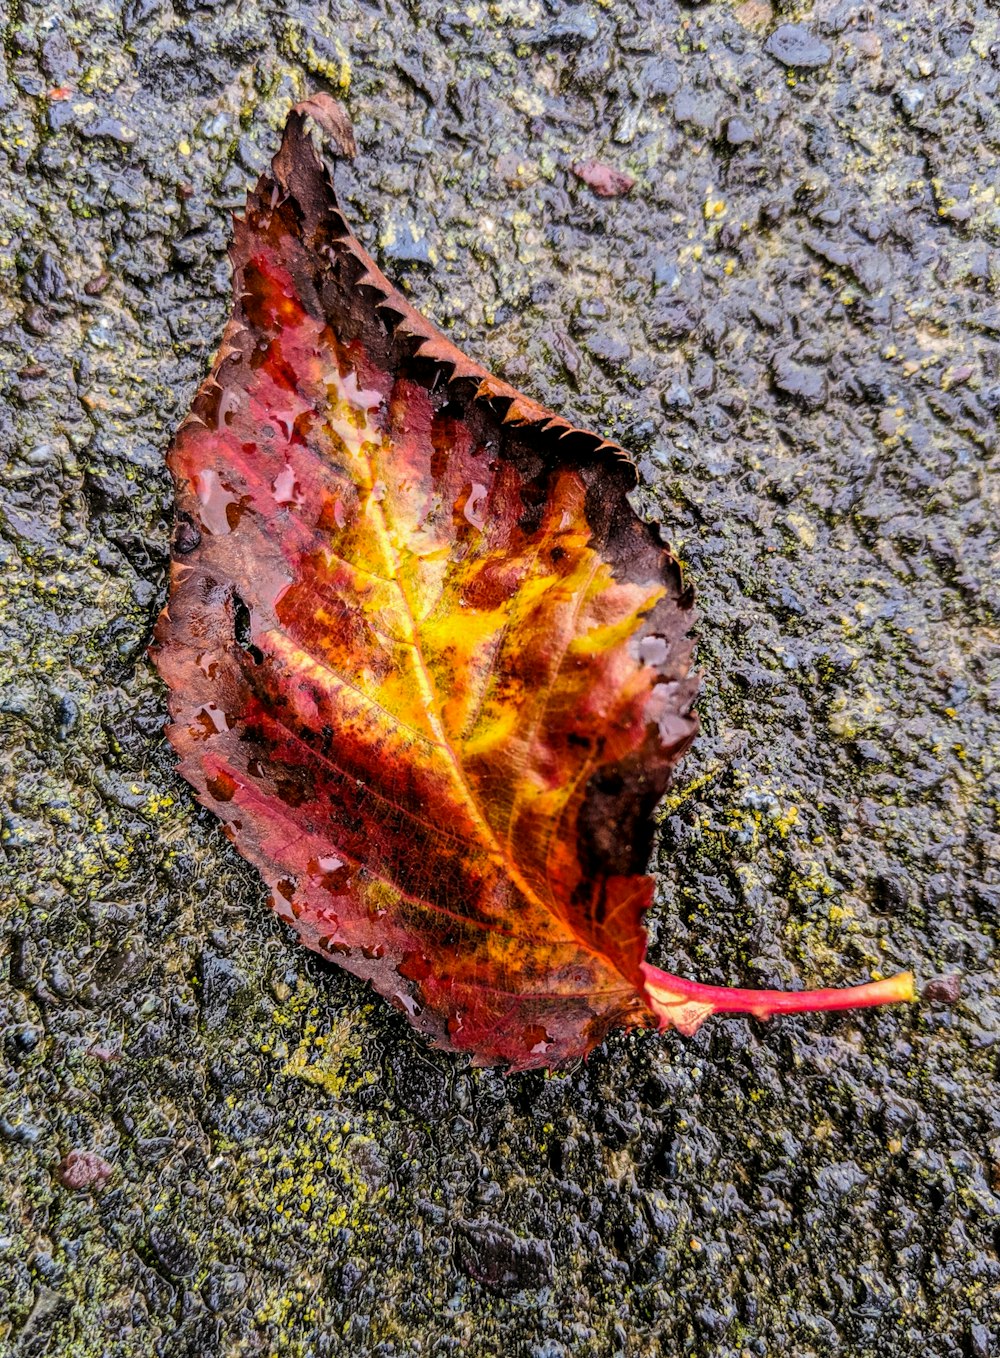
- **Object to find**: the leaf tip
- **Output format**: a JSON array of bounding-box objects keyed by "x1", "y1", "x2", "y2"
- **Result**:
[{"x1": 290, "y1": 93, "x2": 357, "y2": 160}]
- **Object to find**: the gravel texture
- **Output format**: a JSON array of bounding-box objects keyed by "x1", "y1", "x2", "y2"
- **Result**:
[{"x1": 1, "y1": 1, "x2": 998, "y2": 1355}]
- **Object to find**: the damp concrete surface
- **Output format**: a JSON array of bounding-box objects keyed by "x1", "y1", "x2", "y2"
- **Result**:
[{"x1": 0, "y1": 1, "x2": 998, "y2": 1355}]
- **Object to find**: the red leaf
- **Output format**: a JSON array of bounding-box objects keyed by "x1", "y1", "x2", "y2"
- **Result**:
[{"x1": 152, "y1": 97, "x2": 914, "y2": 1069}]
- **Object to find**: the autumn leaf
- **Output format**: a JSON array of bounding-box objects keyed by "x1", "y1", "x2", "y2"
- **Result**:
[{"x1": 152, "y1": 96, "x2": 914, "y2": 1070}]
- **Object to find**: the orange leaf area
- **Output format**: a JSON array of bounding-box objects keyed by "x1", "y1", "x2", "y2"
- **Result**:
[{"x1": 153, "y1": 97, "x2": 913, "y2": 1069}]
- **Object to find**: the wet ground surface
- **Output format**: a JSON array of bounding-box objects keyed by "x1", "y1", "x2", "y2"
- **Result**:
[{"x1": 1, "y1": 1, "x2": 998, "y2": 1354}]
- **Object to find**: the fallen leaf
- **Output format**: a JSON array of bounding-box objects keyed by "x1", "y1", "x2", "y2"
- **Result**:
[
  {"x1": 570, "y1": 159, "x2": 636, "y2": 198},
  {"x1": 153, "y1": 96, "x2": 915, "y2": 1069}
]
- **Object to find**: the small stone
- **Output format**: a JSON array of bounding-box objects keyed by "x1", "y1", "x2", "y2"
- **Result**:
[
  {"x1": 878, "y1": 409, "x2": 902, "y2": 438},
  {"x1": 584, "y1": 331, "x2": 632, "y2": 370},
  {"x1": 771, "y1": 352, "x2": 828, "y2": 409},
  {"x1": 922, "y1": 975, "x2": 962, "y2": 1005},
  {"x1": 122, "y1": 0, "x2": 164, "y2": 33},
  {"x1": 570, "y1": 160, "x2": 635, "y2": 198},
  {"x1": 457, "y1": 1221, "x2": 553, "y2": 1295},
  {"x1": 80, "y1": 115, "x2": 136, "y2": 145},
  {"x1": 663, "y1": 384, "x2": 692, "y2": 410},
  {"x1": 24, "y1": 443, "x2": 58, "y2": 467},
  {"x1": 691, "y1": 358, "x2": 716, "y2": 397},
  {"x1": 651, "y1": 299, "x2": 697, "y2": 341},
  {"x1": 58, "y1": 1150, "x2": 113, "y2": 1190},
  {"x1": 22, "y1": 250, "x2": 68, "y2": 305},
  {"x1": 149, "y1": 1225, "x2": 197, "y2": 1278},
  {"x1": 643, "y1": 56, "x2": 679, "y2": 99},
  {"x1": 10, "y1": 1024, "x2": 42, "y2": 1057},
  {"x1": 87, "y1": 318, "x2": 114, "y2": 349},
  {"x1": 0, "y1": 1110, "x2": 41, "y2": 1145},
  {"x1": 652, "y1": 256, "x2": 681, "y2": 292},
  {"x1": 48, "y1": 961, "x2": 74, "y2": 999},
  {"x1": 724, "y1": 116, "x2": 754, "y2": 147},
  {"x1": 942, "y1": 364, "x2": 974, "y2": 390},
  {"x1": 896, "y1": 88, "x2": 924, "y2": 118},
  {"x1": 853, "y1": 32, "x2": 882, "y2": 60},
  {"x1": 514, "y1": 14, "x2": 598, "y2": 49},
  {"x1": 765, "y1": 24, "x2": 832, "y2": 69},
  {"x1": 940, "y1": 22, "x2": 974, "y2": 59},
  {"x1": 47, "y1": 99, "x2": 75, "y2": 132},
  {"x1": 612, "y1": 103, "x2": 640, "y2": 146},
  {"x1": 673, "y1": 87, "x2": 719, "y2": 132},
  {"x1": 379, "y1": 218, "x2": 434, "y2": 268},
  {"x1": 87, "y1": 1043, "x2": 119, "y2": 1063},
  {"x1": 719, "y1": 220, "x2": 742, "y2": 250},
  {"x1": 201, "y1": 1265, "x2": 248, "y2": 1313},
  {"x1": 758, "y1": 199, "x2": 786, "y2": 228},
  {"x1": 198, "y1": 950, "x2": 250, "y2": 1030},
  {"x1": 23, "y1": 306, "x2": 52, "y2": 337},
  {"x1": 942, "y1": 200, "x2": 974, "y2": 224},
  {"x1": 751, "y1": 302, "x2": 781, "y2": 332}
]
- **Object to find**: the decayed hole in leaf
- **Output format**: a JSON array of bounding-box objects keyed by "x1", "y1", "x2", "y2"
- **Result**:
[{"x1": 231, "y1": 591, "x2": 264, "y2": 665}]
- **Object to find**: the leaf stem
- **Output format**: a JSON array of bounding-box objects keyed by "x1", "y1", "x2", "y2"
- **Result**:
[{"x1": 641, "y1": 962, "x2": 916, "y2": 1036}]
